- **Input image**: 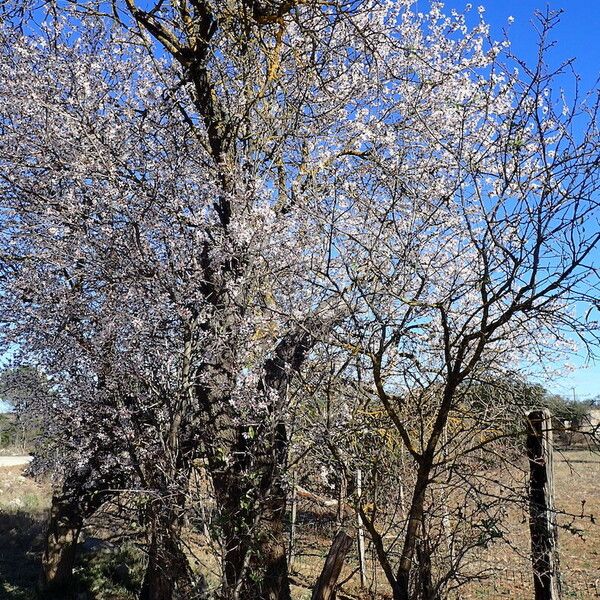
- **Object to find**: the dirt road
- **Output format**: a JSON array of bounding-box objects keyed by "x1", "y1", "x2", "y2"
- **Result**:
[{"x1": 0, "y1": 455, "x2": 32, "y2": 467}]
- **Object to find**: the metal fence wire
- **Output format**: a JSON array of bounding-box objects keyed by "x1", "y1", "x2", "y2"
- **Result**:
[{"x1": 285, "y1": 486, "x2": 600, "y2": 600}]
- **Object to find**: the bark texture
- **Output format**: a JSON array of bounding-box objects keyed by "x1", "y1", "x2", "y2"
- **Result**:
[
  {"x1": 140, "y1": 516, "x2": 196, "y2": 600},
  {"x1": 41, "y1": 456, "x2": 124, "y2": 591},
  {"x1": 311, "y1": 530, "x2": 354, "y2": 600},
  {"x1": 41, "y1": 490, "x2": 83, "y2": 590}
]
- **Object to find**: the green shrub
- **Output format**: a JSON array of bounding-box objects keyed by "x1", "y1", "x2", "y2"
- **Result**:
[{"x1": 73, "y1": 543, "x2": 145, "y2": 600}]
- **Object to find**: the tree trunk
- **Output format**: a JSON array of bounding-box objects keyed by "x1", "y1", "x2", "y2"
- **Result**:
[
  {"x1": 200, "y1": 331, "x2": 311, "y2": 600},
  {"x1": 255, "y1": 490, "x2": 292, "y2": 600},
  {"x1": 41, "y1": 448, "x2": 128, "y2": 591},
  {"x1": 140, "y1": 518, "x2": 195, "y2": 600},
  {"x1": 41, "y1": 491, "x2": 83, "y2": 591},
  {"x1": 41, "y1": 473, "x2": 119, "y2": 590},
  {"x1": 311, "y1": 530, "x2": 354, "y2": 600},
  {"x1": 216, "y1": 469, "x2": 291, "y2": 600},
  {"x1": 394, "y1": 464, "x2": 429, "y2": 600},
  {"x1": 416, "y1": 538, "x2": 438, "y2": 600},
  {"x1": 394, "y1": 385, "x2": 458, "y2": 600}
]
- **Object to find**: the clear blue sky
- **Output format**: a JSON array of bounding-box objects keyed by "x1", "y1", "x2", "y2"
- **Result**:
[
  {"x1": 437, "y1": 1, "x2": 600, "y2": 91},
  {"x1": 446, "y1": 0, "x2": 600, "y2": 400}
]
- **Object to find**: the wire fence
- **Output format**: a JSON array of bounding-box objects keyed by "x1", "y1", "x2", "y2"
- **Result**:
[{"x1": 285, "y1": 488, "x2": 600, "y2": 600}]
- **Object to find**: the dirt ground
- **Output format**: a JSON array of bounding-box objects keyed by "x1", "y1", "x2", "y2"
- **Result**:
[
  {"x1": 442, "y1": 449, "x2": 600, "y2": 599},
  {"x1": 0, "y1": 450, "x2": 599, "y2": 599},
  {"x1": 288, "y1": 449, "x2": 600, "y2": 600}
]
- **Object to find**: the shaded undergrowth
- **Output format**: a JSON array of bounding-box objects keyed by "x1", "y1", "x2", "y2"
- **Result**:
[{"x1": 0, "y1": 511, "x2": 46, "y2": 600}]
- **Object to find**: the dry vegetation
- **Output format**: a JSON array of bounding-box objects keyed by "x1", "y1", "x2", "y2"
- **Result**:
[
  {"x1": 0, "y1": 466, "x2": 50, "y2": 599},
  {"x1": 287, "y1": 449, "x2": 600, "y2": 600},
  {"x1": 453, "y1": 449, "x2": 600, "y2": 599},
  {"x1": 1, "y1": 449, "x2": 599, "y2": 600}
]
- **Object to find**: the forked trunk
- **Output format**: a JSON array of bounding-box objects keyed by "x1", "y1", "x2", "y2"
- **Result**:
[
  {"x1": 395, "y1": 474, "x2": 429, "y2": 600},
  {"x1": 394, "y1": 386, "x2": 458, "y2": 600}
]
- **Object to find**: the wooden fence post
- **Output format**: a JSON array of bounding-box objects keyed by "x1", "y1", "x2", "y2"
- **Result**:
[
  {"x1": 526, "y1": 409, "x2": 561, "y2": 600},
  {"x1": 356, "y1": 469, "x2": 367, "y2": 588},
  {"x1": 289, "y1": 472, "x2": 298, "y2": 570},
  {"x1": 337, "y1": 471, "x2": 347, "y2": 527},
  {"x1": 311, "y1": 530, "x2": 353, "y2": 600}
]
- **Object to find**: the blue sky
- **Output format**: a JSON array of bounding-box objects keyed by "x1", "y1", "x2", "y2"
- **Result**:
[
  {"x1": 435, "y1": 1, "x2": 599, "y2": 96},
  {"x1": 474, "y1": 1, "x2": 599, "y2": 91},
  {"x1": 458, "y1": 0, "x2": 600, "y2": 400}
]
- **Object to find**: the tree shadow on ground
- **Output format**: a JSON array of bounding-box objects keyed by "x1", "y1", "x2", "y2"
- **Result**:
[{"x1": 0, "y1": 510, "x2": 47, "y2": 600}]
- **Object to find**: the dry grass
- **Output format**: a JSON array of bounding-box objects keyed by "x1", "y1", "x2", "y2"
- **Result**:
[
  {"x1": 0, "y1": 466, "x2": 50, "y2": 514},
  {"x1": 287, "y1": 449, "x2": 600, "y2": 600},
  {"x1": 457, "y1": 449, "x2": 600, "y2": 599},
  {"x1": 555, "y1": 450, "x2": 600, "y2": 581},
  {"x1": 0, "y1": 450, "x2": 598, "y2": 599},
  {"x1": 0, "y1": 465, "x2": 51, "y2": 600}
]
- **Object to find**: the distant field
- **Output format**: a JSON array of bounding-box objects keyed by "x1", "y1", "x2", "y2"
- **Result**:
[{"x1": 0, "y1": 450, "x2": 599, "y2": 599}]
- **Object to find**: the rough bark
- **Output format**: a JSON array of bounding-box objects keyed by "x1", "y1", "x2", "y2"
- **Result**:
[
  {"x1": 394, "y1": 458, "x2": 431, "y2": 600},
  {"x1": 251, "y1": 469, "x2": 292, "y2": 600},
  {"x1": 311, "y1": 530, "x2": 354, "y2": 600},
  {"x1": 41, "y1": 490, "x2": 83, "y2": 591},
  {"x1": 204, "y1": 330, "x2": 313, "y2": 599},
  {"x1": 140, "y1": 517, "x2": 196, "y2": 600},
  {"x1": 416, "y1": 538, "x2": 437, "y2": 600},
  {"x1": 41, "y1": 458, "x2": 124, "y2": 591},
  {"x1": 211, "y1": 431, "x2": 292, "y2": 600}
]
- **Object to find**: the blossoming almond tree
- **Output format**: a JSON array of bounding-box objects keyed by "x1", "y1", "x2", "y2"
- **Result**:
[
  {"x1": 0, "y1": 3, "x2": 366, "y2": 597},
  {"x1": 0, "y1": 21, "x2": 318, "y2": 598},
  {"x1": 1, "y1": 1, "x2": 598, "y2": 599}
]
